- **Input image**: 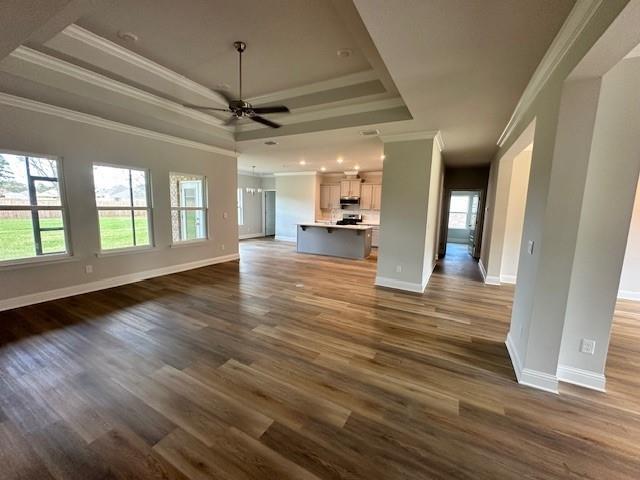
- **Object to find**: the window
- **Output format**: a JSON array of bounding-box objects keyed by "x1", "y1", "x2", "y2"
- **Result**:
[
  {"x1": 237, "y1": 187, "x2": 244, "y2": 226},
  {"x1": 169, "y1": 173, "x2": 207, "y2": 242},
  {"x1": 0, "y1": 152, "x2": 70, "y2": 263},
  {"x1": 448, "y1": 194, "x2": 470, "y2": 229},
  {"x1": 93, "y1": 164, "x2": 152, "y2": 251}
]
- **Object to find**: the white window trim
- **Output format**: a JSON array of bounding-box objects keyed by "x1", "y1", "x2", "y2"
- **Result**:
[
  {"x1": 169, "y1": 172, "x2": 208, "y2": 245},
  {"x1": 93, "y1": 162, "x2": 154, "y2": 253},
  {"x1": 0, "y1": 151, "x2": 73, "y2": 267}
]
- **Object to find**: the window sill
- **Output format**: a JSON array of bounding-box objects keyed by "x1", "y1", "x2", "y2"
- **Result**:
[
  {"x1": 95, "y1": 246, "x2": 158, "y2": 258},
  {"x1": 0, "y1": 253, "x2": 76, "y2": 270},
  {"x1": 170, "y1": 239, "x2": 209, "y2": 248}
]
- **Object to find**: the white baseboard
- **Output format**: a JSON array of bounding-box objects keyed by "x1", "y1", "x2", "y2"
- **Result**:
[
  {"x1": 375, "y1": 275, "x2": 426, "y2": 293},
  {"x1": 0, "y1": 253, "x2": 240, "y2": 312},
  {"x1": 506, "y1": 332, "x2": 559, "y2": 394},
  {"x1": 557, "y1": 365, "x2": 606, "y2": 392},
  {"x1": 239, "y1": 232, "x2": 265, "y2": 240},
  {"x1": 500, "y1": 274, "x2": 517, "y2": 284},
  {"x1": 274, "y1": 235, "x2": 296, "y2": 243},
  {"x1": 618, "y1": 289, "x2": 640, "y2": 301},
  {"x1": 479, "y1": 259, "x2": 500, "y2": 285}
]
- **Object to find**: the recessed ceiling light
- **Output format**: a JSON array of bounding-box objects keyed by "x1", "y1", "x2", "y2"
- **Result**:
[
  {"x1": 264, "y1": 140, "x2": 278, "y2": 146},
  {"x1": 337, "y1": 157, "x2": 344, "y2": 164},
  {"x1": 320, "y1": 166, "x2": 326, "y2": 172},
  {"x1": 337, "y1": 48, "x2": 352, "y2": 58},
  {"x1": 299, "y1": 160, "x2": 306, "y2": 165},
  {"x1": 117, "y1": 31, "x2": 138, "y2": 42},
  {"x1": 355, "y1": 165, "x2": 360, "y2": 170},
  {"x1": 381, "y1": 154, "x2": 386, "y2": 160}
]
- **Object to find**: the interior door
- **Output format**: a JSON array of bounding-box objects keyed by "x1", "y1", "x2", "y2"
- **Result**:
[
  {"x1": 467, "y1": 192, "x2": 480, "y2": 255},
  {"x1": 265, "y1": 191, "x2": 276, "y2": 236},
  {"x1": 179, "y1": 180, "x2": 203, "y2": 239}
]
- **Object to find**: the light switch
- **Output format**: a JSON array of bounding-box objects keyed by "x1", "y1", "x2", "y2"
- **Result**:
[{"x1": 223, "y1": 212, "x2": 228, "y2": 219}]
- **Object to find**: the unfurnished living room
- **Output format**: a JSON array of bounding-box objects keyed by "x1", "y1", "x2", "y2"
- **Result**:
[{"x1": 1, "y1": 1, "x2": 640, "y2": 479}]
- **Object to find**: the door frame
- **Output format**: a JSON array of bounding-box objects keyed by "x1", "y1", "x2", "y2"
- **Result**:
[{"x1": 441, "y1": 189, "x2": 484, "y2": 259}]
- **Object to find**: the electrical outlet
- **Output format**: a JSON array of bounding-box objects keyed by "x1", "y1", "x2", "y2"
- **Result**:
[
  {"x1": 223, "y1": 212, "x2": 228, "y2": 219},
  {"x1": 527, "y1": 240, "x2": 535, "y2": 255},
  {"x1": 580, "y1": 338, "x2": 596, "y2": 355},
  {"x1": 85, "y1": 265, "x2": 93, "y2": 274},
  {"x1": 221, "y1": 244, "x2": 225, "y2": 251},
  {"x1": 395, "y1": 265, "x2": 402, "y2": 273}
]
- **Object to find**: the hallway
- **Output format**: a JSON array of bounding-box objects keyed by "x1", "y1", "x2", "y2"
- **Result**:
[{"x1": 434, "y1": 242, "x2": 483, "y2": 282}]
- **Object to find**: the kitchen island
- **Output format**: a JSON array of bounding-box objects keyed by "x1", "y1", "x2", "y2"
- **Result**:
[{"x1": 297, "y1": 223, "x2": 373, "y2": 259}]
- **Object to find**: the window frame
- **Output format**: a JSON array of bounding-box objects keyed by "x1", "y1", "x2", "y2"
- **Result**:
[
  {"x1": 169, "y1": 172, "x2": 209, "y2": 245},
  {"x1": 0, "y1": 149, "x2": 73, "y2": 267},
  {"x1": 92, "y1": 162, "x2": 154, "y2": 254},
  {"x1": 237, "y1": 187, "x2": 244, "y2": 226}
]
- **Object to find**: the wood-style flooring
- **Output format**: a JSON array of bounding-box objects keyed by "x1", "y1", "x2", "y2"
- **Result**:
[{"x1": 1, "y1": 238, "x2": 639, "y2": 479}]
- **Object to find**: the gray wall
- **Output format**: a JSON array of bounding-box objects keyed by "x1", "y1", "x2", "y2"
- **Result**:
[
  {"x1": 237, "y1": 173, "x2": 263, "y2": 238},
  {"x1": 376, "y1": 138, "x2": 442, "y2": 291},
  {"x1": 0, "y1": 103, "x2": 238, "y2": 304},
  {"x1": 274, "y1": 173, "x2": 317, "y2": 241}
]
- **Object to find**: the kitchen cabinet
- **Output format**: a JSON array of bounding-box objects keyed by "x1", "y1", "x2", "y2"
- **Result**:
[
  {"x1": 320, "y1": 184, "x2": 341, "y2": 209},
  {"x1": 359, "y1": 184, "x2": 382, "y2": 210},
  {"x1": 360, "y1": 184, "x2": 373, "y2": 209},
  {"x1": 340, "y1": 180, "x2": 361, "y2": 198},
  {"x1": 372, "y1": 184, "x2": 382, "y2": 210}
]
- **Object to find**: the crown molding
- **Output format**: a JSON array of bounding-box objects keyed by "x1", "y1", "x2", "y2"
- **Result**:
[
  {"x1": 496, "y1": 0, "x2": 604, "y2": 147},
  {"x1": 238, "y1": 170, "x2": 273, "y2": 177},
  {"x1": 49, "y1": 24, "x2": 228, "y2": 108},
  {"x1": 273, "y1": 171, "x2": 318, "y2": 177},
  {"x1": 245, "y1": 69, "x2": 378, "y2": 105},
  {"x1": 0, "y1": 92, "x2": 237, "y2": 157},
  {"x1": 380, "y1": 130, "x2": 442, "y2": 145},
  {"x1": 235, "y1": 96, "x2": 404, "y2": 133},
  {"x1": 6, "y1": 46, "x2": 232, "y2": 135}
]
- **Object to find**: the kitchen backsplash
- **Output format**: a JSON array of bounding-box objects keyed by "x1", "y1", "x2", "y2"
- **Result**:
[{"x1": 317, "y1": 207, "x2": 380, "y2": 225}]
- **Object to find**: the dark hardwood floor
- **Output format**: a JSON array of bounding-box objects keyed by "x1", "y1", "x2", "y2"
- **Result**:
[
  {"x1": 1, "y1": 238, "x2": 639, "y2": 479},
  {"x1": 434, "y1": 242, "x2": 483, "y2": 282}
]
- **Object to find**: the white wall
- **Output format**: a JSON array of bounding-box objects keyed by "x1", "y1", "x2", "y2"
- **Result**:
[
  {"x1": 0, "y1": 103, "x2": 238, "y2": 309},
  {"x1": 274, "y1": 173, "x2": 317, "y2": 242},
  {"x1": 237, "y1": 173, "x2": 264, "y2": 238},
  {"x1": 619, "y1": 177, "x2": 640, "y2": 300},
  {"x1": 500, "y1": 149, "x2": 532, "y2": 283}
]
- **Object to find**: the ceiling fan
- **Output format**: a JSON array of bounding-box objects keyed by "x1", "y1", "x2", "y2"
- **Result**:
[{"x1": 183, "y1": 41, "x2": 290, "y2": 128}]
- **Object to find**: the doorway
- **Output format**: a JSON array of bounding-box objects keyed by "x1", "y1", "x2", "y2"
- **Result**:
[
  {"x1": 264, "y1": 190, "x2": 276, "y2": 237},
  {"x1": 446, "y1": 190, "x2": 481, "y2": 256}
]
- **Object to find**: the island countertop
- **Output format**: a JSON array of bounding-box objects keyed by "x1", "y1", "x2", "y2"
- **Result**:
[{"x1": 297, "y1": 223, "x2": 373, "y2": 231}]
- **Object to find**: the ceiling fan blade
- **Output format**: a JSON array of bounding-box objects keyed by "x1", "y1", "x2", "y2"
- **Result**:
[
  {"x1": 183, "y1": 104, "x2": 230, "y2": 112},
  {"x1": 212, "y1": 89, "x2": 234, "y2": 104},
  {"x1": 249, "y1": 115, "x2": 281, "y2": 129},
  {"x1": 251, "y1": 105, "x2": 290, "y2": 114},
  {"x1": 224, "y1": 115, "x2": 239, "y2": 126}
]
